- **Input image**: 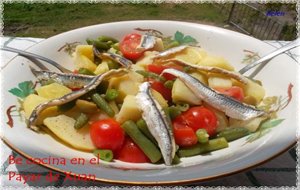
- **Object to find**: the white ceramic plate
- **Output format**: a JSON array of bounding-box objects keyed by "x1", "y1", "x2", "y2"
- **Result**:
[{"x1": 1, "y1": 21, "x2": 299, "y2": 185}]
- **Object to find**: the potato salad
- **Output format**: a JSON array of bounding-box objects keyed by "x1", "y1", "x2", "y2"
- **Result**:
[{"x1": 15, "y1": 30, "x2": 283, "y2": 166}]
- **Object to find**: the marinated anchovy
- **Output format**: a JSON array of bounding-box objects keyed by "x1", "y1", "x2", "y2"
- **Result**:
[
  {"x1": 162, "y1": 69, "x2": 266, "y2": 120},
  {"x1": 135, "y1": 82, "x2": 176, "y2": 165},
  {"x1": 28, "y1": 69, "x2": 128, "y2": 130},
  {"x1": 30, "y1": 67, "x2": 94, "y2": 88},
  {"x1": 164, "y1": 58, "x2": 248, "y2": 84},
  {"x1": 136, "y1": 35, "x2": 156, "y2": 50},
  {"x1": 94, "y1": 47, "x2": 132, "y2": 69},
  {"x1": 154, "y1": 45, "x2": 189, "y2": 59}
]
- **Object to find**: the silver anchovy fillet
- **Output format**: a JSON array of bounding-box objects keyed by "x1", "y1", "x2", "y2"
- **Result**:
[
  {"x1": 28, "y1": 69, "x2": 128, "y2": 130},
  {"x1": 154, "y1": 45, "x2": 189, "y2": 59},
  {"x1": 135, "y1": 82, "x2": 176, "y2": 165},
  {"x1": 163, "y1": 58, "x2": 248, "y2": 84},
  {"x1": 100, "y1": 52, "x2": 133, "y2": 69},
  {"x1": 162, "y1": 69, "x2": 266, "y2": 120},
  {"x1": 93, "y1": 47, "x2": 132, "y2": 69},
  {"x1": 30, "y1": 67, "x2": 94, "y2": 88},
  {"x1": 136, "y1": 35, "x2": 156, "y2": 50}
]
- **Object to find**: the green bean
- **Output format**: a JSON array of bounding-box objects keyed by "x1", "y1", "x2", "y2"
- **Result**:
[
  {"x1": 136, "y1": 70, "x2": 166, "y2": 82},
  {"x1": 217, "y1": 127, "x2": 250, "y2": 142},
  {"x1": 93, "y1": 40, "x2": 110, "y2": 50},
  {"x1": 78, "y1": 68, "x2": 95, "y2": 75},
  {"x1": 176, "y1": 103, "x2": 190, "y2": 112},
  {"x1": 178, "y1": 137, "x2": 228, "y2": 157},
  {"x1": 183, "y1": 66, "x2": 192, "y2": 73},
  {"x1": 74, "y1": 113, "x2": 89, "y2": 129},
  {"x1": 172, "y1": 154, "x2": 181, "y2": 165},
  {"x1": 107, "y1": 60, "x2": 120, "y2": 70},
  {"x1": 105, "y1": 89, "x2": 119, "y2": 101},
  {"x1": 58, "y1": 100, "x2": 76, "y2": 112},
  {"x1": 121, "y1": 121, "x2": 162, "y2": 163},
  {"x1": 91, "y1": 93, "x2": 115, "y2": 117},
  {"x1": 98, "y1": 36, "x2": 118, "y2": 43},
  {"x1": 166, "y1": 106, "x2": 182, "y2": 120},
  {"x1": 93, "y1": 149, "x2": 113, "y2": 162},
  {"x1": 111, "y1": 43, "x2": 120, "y2": 51},
  {"x1": 164, "y1": 40, "x2": 180, "y2": 49},
  {"x1": 136, "y1": 119, "x2": 157, "y2": 144},
  {"x1": 164, "y1": 80, "x2": 174, "y2": 89},
  {"x1": 196, "y1": 129, "x2": 209, "y2": 144},
  {"x1": 86, "y1": 38, "x2": 94, "y2": 45}
]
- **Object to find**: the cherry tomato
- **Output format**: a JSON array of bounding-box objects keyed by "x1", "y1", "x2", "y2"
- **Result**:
[
  {"x1": 215, "y1": 86, "x2": 244, "y2": 102},
  {"x1": 147, "y1": 64, "x2": 183, "y2": 80},
  {"x1": 182, "y1": 106, "x2": 218, "y2": 136},
  {"x1": 117, "y1": 137, "x2": 150, "y2": 163},
  {"x1": 150, "y1": 80, "x2": 172, "y2": 101},
  {"x1": 172, "y1": 116, "x2": 198, "y2": 147},
  {"x1": 90, "y1": 119, "x2": 125, "y2": 153},
  {"x1": 119, "y1": 33, "x2": 144, "y2": 60}
]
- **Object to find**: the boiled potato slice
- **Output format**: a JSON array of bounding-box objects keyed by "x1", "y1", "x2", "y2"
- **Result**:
[
  {"x1": 243, "y1": 79, "x2": 265, "y2": 105},
  {"x1": 208, "y1": 76, "x2": 233, "y2": 89},
  {"x1": 36, "y1": 83, "x2": 72, "y2": 99},
  {"x1": 108, "y1": 74, "x2": 141, "y2": 102},
  {"x1": 74, "y1": 54, "x2": 97, "y2": 72},
  {"x1": 75, "y1": 45, "x2": 94, "y2": 61},
  {"x1": 44, "y1": 115, "x2": 96, "y2": 151},
  {"x1": 173, "y1": 47, "x2": 206, "y2": 64},
  {"x1": 23, "y1": 94, "x2": 59, "y2": 125},
  {"x1": 229, "y1": 117, "x2": 267, "y2": 132},
  {"x1": 94, "y1": 61, "x2": 109, "y2": 75},
  {"x1": 75, "y1": 99, "x2": 98, "y2": 114},
  {"x1": 198, "y1": 55, "x2": 234, "y2": 71},
  {"x1": 116, "y1": 95, "x2": 142, "y2": 123},
  {"x1": 172, "y1": 72, "x2": 207, "y2": 105},
  {"x1": 152, "y1": 89, "x2": 168, "y2": 108},
  {"x1": 136, "y1": 51, "x2": 158, "y2": 68}
]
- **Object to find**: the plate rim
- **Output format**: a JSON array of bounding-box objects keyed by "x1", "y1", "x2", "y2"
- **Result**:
[{"x1": 1, "y1": 137, "x2": 296, "y2": 185}]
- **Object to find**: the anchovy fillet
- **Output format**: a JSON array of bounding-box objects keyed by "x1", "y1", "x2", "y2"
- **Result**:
[
  {"x1": 93, "y1": 47, "x2": 132, "y2": 69},
  {"x1": 154, "y1": 45, "x2": 189, "y2": 59},
  {"x1": 163, "y1": 58, "x2": 248, "y2": 84},
  {"x1": 135, "y1": 82, "x2": 176, "y2": 165},
  {"x1": 28, "y1": 69, "x2": 127, "y2": 130},
  {"x1": 30, "y1": 67, "x2": 94, "y2": 88},
  {"x1": 137, "y1": 35, "x2": 156, "y2": 51},
  {"x1": 100, "y1": 52, "x2": 133, "y2": 69},
  {"x1": 162, "y1": 69, "x2": 266, "y2": 120}
]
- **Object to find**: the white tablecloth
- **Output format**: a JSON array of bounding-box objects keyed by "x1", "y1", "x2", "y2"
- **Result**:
[{"x1": 0, "y1": 37, "x2": 298, "y2": 189}]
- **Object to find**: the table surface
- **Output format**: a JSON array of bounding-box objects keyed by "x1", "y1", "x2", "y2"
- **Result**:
[{"x1": 0, "y1": 36, "x2": 298, "y2": 189}]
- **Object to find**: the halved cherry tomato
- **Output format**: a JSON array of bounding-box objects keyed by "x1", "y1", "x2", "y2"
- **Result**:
[
  {"x1": 150, "y1": 80, "x2": 172, "y2": 101},
  {"x1": 172, "y1": 116, "x2": 198, "y2": 147},
  {"x1": 90, "y1": 119, "x2": 125, "y2": 153},
  {"x1": 215, "y1": 86, "x2": 244, "y2": 102},
  {"x1": 147, "y1": 64, "x2": 183, "y2": 80},
  {"x1": 119, "y1": 33, "x2": 144, "y2": 60},
  {"x1": 117, "y1": 137, "x2": 150, "y2": 163},
  {"x1": 182, "y1": 106, "x2": 218, "y2": 136}
]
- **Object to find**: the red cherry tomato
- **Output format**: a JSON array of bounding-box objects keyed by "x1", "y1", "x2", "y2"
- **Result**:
[
  {"x1": 172, "y1": 116, "x2": 198, "y2": 147},
  {"x1": 119, "y1": 33, "x2": 144, "y2": 60},
  {"x1": 117, "y1": 137, "x2": 150, "y2": 163},
  {"x1": 215, "y1": 86, "x2": 245, "y2": 102},
  {"x1": 90, "y1": 119, "x2": 125, "y2": 153},
  {"x1": 182, "y1": 106, "x2": 218, "y2": 136},
  {"x1": 150, "y1": 80, "x2": 172, "y2": 101},
  {"x1": 147, "y1": 64, "x2": 183, "y2": 80}
]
